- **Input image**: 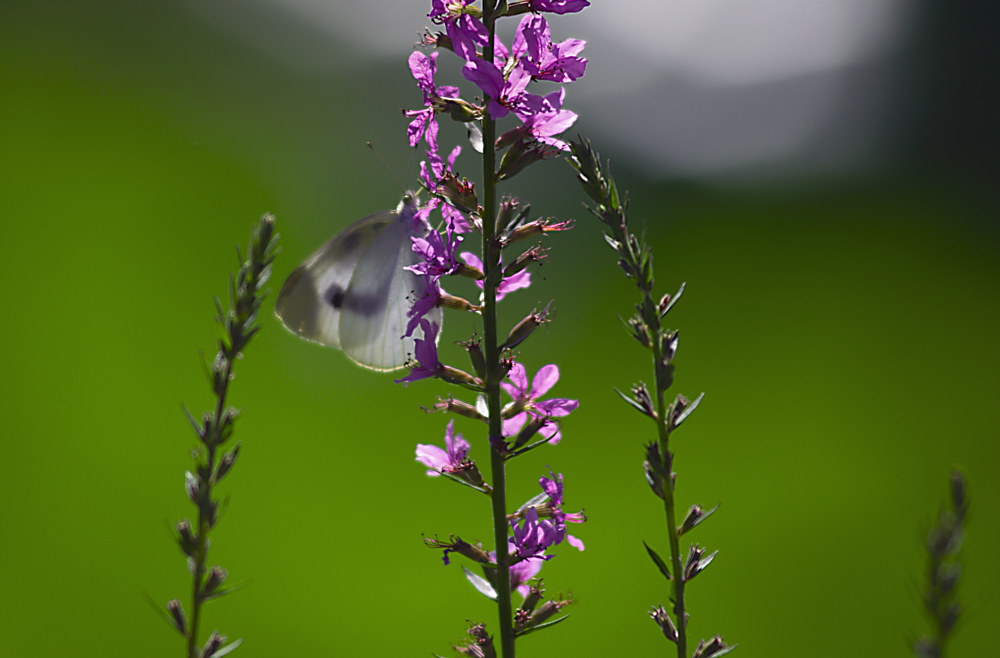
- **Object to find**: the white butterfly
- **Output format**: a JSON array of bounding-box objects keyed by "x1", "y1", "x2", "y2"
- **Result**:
[{"x1": 274, "y1": 193, "x2": 442, "y2": 372}]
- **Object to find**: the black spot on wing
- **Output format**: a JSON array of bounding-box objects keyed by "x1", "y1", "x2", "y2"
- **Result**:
[{"x1": 325, "y1": 284, "x2": 346, "y2": 309}]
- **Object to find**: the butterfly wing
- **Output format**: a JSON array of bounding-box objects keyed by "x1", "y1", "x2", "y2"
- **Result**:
[
  {"x1": 338, "y1": 215, "x2": 443, "y2": 371},
  {"x1": 274, "y1": 211, "x2": 396, "y2": 350}
]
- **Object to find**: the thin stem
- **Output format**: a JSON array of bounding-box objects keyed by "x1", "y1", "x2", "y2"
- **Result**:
[
  {"x1": 653, "y1": 341, "x2": 686, "y2": 657},
  {"x1": 186, "y1": 358, "x2": 232, "y2": 658},
  {"x1": 481, "y1": 3, "x2": 514, "y2": 657}
]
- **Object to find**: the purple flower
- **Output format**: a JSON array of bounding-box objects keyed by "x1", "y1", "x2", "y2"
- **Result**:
[
  {"x1": 502, "y1": 363, "x2": 579, "y2": 418},
  {"x1": 517, "y1": 14, "x2": 587, "y2": 84},
  {"x1": 462, "y1": 57, "x2": 534, "y2": 120},
  {"x1": 416, "y1": 420, "x2": 471, "y2": 476},
  {"x1": 540, "y1": 470, "x2": 585, "y2": 550},
  {"x1": 404, "y1": 278, "x2": 443, "y2": 339},
  {"x1": 518, "y1": 88, "x2": 578, "y2": 151},
  {"x1": 509, "y1": 549, "x2": 544, "y2": 597},
  {"x1": 395, "y1": 319, "x2": 442, "y2": 385},
  {"x1": 502, "y1": 411, "x2": 562, "y2": 445},
  {"x1": 529, "y1": 0, "x2": 590, "y2": 14},
  {"x1": 510, "y1": 507, "x2": 558, "y2": 560},
  {"x1": 429, "y1": 0, "x2": 489, "y2": 61},
  {"x1": 460, "y1": 251, "x2": 531, "y2": 301},
  {"x1": 405, "y1": 51, "x2": 462, "y2": 149}
]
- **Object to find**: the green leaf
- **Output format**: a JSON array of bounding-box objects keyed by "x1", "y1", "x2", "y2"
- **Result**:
[
  {"x1": 615, "y1": 387, "x2": 654, "y2": 419},
  {"x1": 659, "y1": 282, "x2": 686, "y2": 318},
  {"x1": 209, "y1": 638, "x2": 243, "y2": 657},
  {"x1": 706, "y1": 644, "x2": 737, "y2": 657},
  {"x1": 643, "y1": 541, "x2": 672, "y2": 581},
  {"x1": 516, "y1": 614, "x2": 570, "y2": 636},
  {"x1": 463, "y1": 566, "x2": 497, "y2": 601},
  {"x1": 202, "y1": 579, "x2": 251, "y2": 601}
]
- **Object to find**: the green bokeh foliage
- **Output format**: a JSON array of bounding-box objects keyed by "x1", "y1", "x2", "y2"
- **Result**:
[{"x1": 1, "y1": 2, "x2": 997, "y2": 656}]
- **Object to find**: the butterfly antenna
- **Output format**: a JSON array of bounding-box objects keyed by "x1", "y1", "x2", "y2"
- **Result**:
[{"x1": 366, "y1": 142, "x2": 406, "y2": 194}]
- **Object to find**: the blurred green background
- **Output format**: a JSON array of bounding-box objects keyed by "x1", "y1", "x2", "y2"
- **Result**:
[{"x1": 1, "y1": 1, "x2": 997, "y2": 657}]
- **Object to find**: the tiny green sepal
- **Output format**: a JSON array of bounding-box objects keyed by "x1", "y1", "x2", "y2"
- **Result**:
[
  {"x1": 643, "y1": 541, "x2": 672, "y2": 581},
  {"x1": 463, "y1": 566, "x2": 498, "y2": 601}
]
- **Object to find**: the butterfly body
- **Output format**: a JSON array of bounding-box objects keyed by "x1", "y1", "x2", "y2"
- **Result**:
[{"x1": 275, "y1": 195, "x2": 441, "y2": 371}]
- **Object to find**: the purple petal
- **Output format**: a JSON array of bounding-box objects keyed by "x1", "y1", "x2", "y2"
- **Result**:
[{"x1": 531, "y1": 364, "x2": 560, "y2": 397}]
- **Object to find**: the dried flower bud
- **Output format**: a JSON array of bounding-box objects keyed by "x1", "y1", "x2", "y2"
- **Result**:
[
  {"x1": 440, "y1": 365, "x2": 485, "y2": 391},
  {"x1": 431, "y1": 396, "x2": 486, "y2": 421},
  {"x1": 524, "y1": 596, "x2": 572, "y2": 629},
  {"x1": 203, "y1": 566, "x2": 227, "y2": 596},
  {"x1": 184, "y1": 471, "x2": 202, "y2": 505},
  {"x1": 177, "y1": 520, "x2": 197, "y2": 557},
  {"x1": 518, "y1": 581, "x2": 545, "y2": 617},
  {"x1": 200, "y1": 630, "x2": 226, "y2": 658},
  {"x1": 436, "y1": 173, "x2": 479, "y2": 214},
  {"x1": 502, "y1": 245, "x2": 548, "y2": 278},
  {"x1": 500, "y1": 305, "x2": 551, "y2": 351},
  {"x1": 459, "y1": 336, "x2": 488, "y2": 379},
  {"x1": 504, "y1": 218, "x2": 574, "y2": 244},
  {"x1": 455, "y1": 623, "x2": 496, "y2": 658},
  {"x1": 691, "y1": 634, "x2": 732, "y2": 658},
  {"x1": 424, "y1": 535, "x2": 494, "y2": 566},
  {"x1": 215, "y1": 442, "x2": 240, "y2": 482},
  {"x1": 166, "y1": 599, "x2": 186, "y2": 634},
  {"x1": 649, "y1": 605, "x2": 678, "y2": 642}
]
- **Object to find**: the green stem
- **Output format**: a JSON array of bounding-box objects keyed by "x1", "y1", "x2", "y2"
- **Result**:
[
  {"x1": 186, "y1": 358, "x2": 231, "y2": 657},
  {"x1": 481, "y1": 3, "x2": 514, "y2": 657},
  {"x1": 653, "y1": 347, "x2": 686, "y2": 658}
]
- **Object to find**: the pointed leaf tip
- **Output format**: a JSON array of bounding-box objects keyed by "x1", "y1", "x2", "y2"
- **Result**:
[{"x1": 463, "y1": 566, "x2": 498, "y2": 601}]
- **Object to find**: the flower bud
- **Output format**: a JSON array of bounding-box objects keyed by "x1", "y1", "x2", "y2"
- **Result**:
[
  {"x1": 512, "y1": 415, "x2": 549, "y2": 450},
  {"x1": 455, "y1": 623, "x2": 496, "y2": 658},
  {"x1": 431, "y1": 396, "x2": 487, "y2": 421},
  {"x1": 500, "y1": 305, "x2": 551, "y2": 351},
  {"x1": 177, "y1": 519, "x2": 197, "y2": 557},
  {"x1": 425, "y1": 535, "x2": 494, "y2": 566},
  {"x1": 504, "y1": 218, "x2": 575, "y2": 244},
  {"x1": 440, "y1": 291, "x2": 480, "y2": 312},
  {"x1": 502, "y1": 245, "x2": 548, "y2": 278},
  {"x1": 215, "y1": 442, "x2": 240, "y2": 482},
  {"x1": 518, "y1": 581, "x2": 545, "y2": 617},
  {"x1": 649, "y1": 605, "x2": 678, "y2": 642},
  {"x1": 459, "y1": 336, "x2": 488, "y2": 379},
  {"x1": 524, "y1": 595, "x2": 572, "y2": 629},
  {"x1": 167, "y1": 599, "x2": 186, "y2": 634},
  {"x1": 437, "y1": 173, "x2": 479, "y2": 214},
  {"x1": 200, "y1": 630, "x2": 226, "y2": 658},
  {"x1": 203, "y1": 566, "x2": 227, "y2": 597},
  {"x1": 691, "y1": 635, "x2": 732, "y2": 658},
  {"x1": 440, "y1": 365, "x2": 485, "y2": 391},
  {"x1": 494, "y1": 197, "x2": 528, "y2": 235}
]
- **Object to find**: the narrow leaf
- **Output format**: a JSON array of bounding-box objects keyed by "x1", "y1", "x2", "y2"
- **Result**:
[
  {"x1": 615, "y1": 387, "x2": 654, "y2": 419},
  {"x1": 209, "y1": 638, "x2": 244, "y2": 657},
  {"x1": 202, "y1": 579, "x2": 251, "y2": 601},
  {"x1": 141, "y1": 591, "x2": 181, "y2": 634},
  {"x1": 643, "y1": 541, "x2": 672, "y2": 581},
  {"x1": 463, "y1": 566, "x2": 498, "y2": 601},
  {"x1": 673, "y1": 392, "x2": 705, "y2": 430},
  {"x1": 660, "y1": 282, "x2": 686, "y2": 318},
  {"x1": 516, "y1": 614, "x2": 571, "y2": 636}
]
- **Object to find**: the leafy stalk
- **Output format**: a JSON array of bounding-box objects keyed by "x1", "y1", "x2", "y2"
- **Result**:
[
  {"x1": 160, "y1": 215, "x2": 277, "y2": 658},
  {"x1": 568, "y1": 139, "x2": 732, "y2": 658},
  {"x1": 913, "y1": 469, "x2": 969, "y2": 658}
]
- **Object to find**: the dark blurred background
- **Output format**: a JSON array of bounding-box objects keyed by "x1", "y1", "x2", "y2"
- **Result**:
[{"x1": 1, "y1": 1, "x2": 996, "y2": 656}]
